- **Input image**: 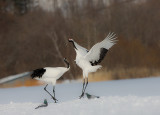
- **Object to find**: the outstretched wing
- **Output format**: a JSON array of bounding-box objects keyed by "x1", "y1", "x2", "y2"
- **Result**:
[
  {"x1": 84, "y1": 32, "x2": 117, "y2": 66},
  {"x1": 73, "y1": 41, "x2": 88, "y2": 56}
]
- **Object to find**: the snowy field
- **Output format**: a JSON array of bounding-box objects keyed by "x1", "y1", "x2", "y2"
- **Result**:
[{"x1": 1, "y1": 77, "x2": 160, "y2": 115}]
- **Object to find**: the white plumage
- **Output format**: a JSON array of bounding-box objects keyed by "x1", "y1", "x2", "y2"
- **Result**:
[
  {"x1": 36, "y1": 67, "x2": 69, "y2": 85},
  {"x1": 69, "y1": 32, "x2": 117, "y2": 98},
  {"x1": 84, "y1": 33, "x2": 117, "y2": 63},
  {"x1": 31, "y1": 58, "x2": 70, "y2": 103}
]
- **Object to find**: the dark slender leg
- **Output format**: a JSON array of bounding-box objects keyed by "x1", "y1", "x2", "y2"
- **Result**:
[
  {"x1": 79, "y1": 79, "x2": 85, "y2": 99},
  {"x1": 53, "y1": 86, "x2": 58, "y2": 103},
  {"x1": 44, "y1": 84, "x2": 57, "y2": 102},
  {"x1": 53, "y1": 86, "x2": 55, "y2": 97},
  {"x1": 82, "y1": 79, "x2": 85, "y2": 93},
  {"x1": 79, "y1": 78, "x2": 88, "y2": 99},
  {"x1": 83, "y1": 78, "x2": 88, "y2": 94},
  {"x1": 44, "y1": 84, "x2": 52, "y2": 98}
]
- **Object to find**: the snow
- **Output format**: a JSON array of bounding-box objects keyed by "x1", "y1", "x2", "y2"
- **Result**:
[{"x1": 0, "y1": 77, "x2": 160, "y2": 115}]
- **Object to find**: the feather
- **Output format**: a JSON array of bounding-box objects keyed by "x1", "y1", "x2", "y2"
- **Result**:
[
  {"x1": 31, "y1": 68, "x2": 46, "y2": 79},
  {"x1": 85, "y1": 32, "x2": 117, "y2": 65}
]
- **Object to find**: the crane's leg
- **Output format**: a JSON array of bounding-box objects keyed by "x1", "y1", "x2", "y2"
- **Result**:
[
  {"x1": 82, "y1": 79, "x2": 85, "y2": 93},
  {"x1": 53, "y1": 86, "x2": 58, "y2": 103},
  {"x1": 79, "y1": 79, "x2": 85, "y2": 99},
  {"x1": 44, "y1": 84, "x2": 57, "y2": 102},
  {"x1": 79, "y1": 78, "x2": 88, "y2": 99},
  {"x1": 83, "y1": 78, "x2": 88, "y2": 94}
]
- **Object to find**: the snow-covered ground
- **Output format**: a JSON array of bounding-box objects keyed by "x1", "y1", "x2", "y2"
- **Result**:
[{"x1": 1, "y1": 77, "x2": 160, "y2": 115}]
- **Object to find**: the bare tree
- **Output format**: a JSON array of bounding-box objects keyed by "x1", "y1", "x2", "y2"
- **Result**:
[{"x1": 47, "y1": 32, "x2": 74, "y2": 79}]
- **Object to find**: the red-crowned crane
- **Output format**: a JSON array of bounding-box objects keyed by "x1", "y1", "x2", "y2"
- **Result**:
[
  {"x1": 31, "y1": 58, "x2": 70, "y2": 103},
  {"x1": 69, "y1": 32, "x2": 117, "y2": 98}
]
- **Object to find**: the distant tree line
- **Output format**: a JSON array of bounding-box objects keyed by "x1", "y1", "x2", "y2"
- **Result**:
[{"x1": 0, "y1": 0, "x2": 160, "y2": 79}]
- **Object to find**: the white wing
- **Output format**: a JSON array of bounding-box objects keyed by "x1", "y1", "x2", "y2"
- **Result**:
[
  {"x1": 74, "y1": 41, "x2": 88, "y2": 56},
  {"x1": 84, "y1": 32, "x2": 117, "y2": 65}
]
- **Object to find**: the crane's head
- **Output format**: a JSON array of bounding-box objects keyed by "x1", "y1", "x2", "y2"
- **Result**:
[
  {"x1": 64, "y1": 57, "x2": 67, "y2": 61},
  {"x1": 68, "y1": 38, "x2": 77, "y2": 50},
  {"x1": 68, "y1": 38, "x2": 74, "y2": 42}
]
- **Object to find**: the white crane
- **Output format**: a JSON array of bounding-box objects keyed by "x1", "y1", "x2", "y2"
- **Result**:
[
  {"x1": 31, "y1": 58, "x2": 70, "y2": 103},
  {"x1": 69, "y1": 32, "x2": 117, "y2": 98}
]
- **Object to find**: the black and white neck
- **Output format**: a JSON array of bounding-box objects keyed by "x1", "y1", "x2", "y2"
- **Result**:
[
  {"x1": 64, "y1": 58, "x2": 70, "y2": 69},
  {"x1": 68, "y1": 39, "x2": 77, "y2": 50}
]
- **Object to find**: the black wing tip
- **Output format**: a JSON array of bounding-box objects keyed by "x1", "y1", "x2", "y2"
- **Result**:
[{"x1": 90, "y1": 48, "x2": 108, "y2": 66}]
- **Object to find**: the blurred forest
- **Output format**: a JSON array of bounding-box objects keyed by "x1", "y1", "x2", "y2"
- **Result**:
[{"x1": 0, "y1": 0, "x2": 160, "y2": 80}]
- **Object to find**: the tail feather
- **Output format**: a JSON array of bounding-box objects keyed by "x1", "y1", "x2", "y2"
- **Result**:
[
  {"x1": 31, "y1": 68, "x2": 46, "y2": 79},
  {"x1": 90, "y1": 65, "x2": 102, "y2": 73}
]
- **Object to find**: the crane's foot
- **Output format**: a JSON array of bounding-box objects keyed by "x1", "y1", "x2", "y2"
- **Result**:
[
  {"x1": 79, "y1": 92, "x2": 84, "y2": 99},
  {"x1": 51, "y1": 96, "x2": 58, "y2": 103}
]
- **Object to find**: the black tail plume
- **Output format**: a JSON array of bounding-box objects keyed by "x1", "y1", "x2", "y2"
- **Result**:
[{"x1": 31, "y1": 68, "x2": 46, "y2": 79}]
